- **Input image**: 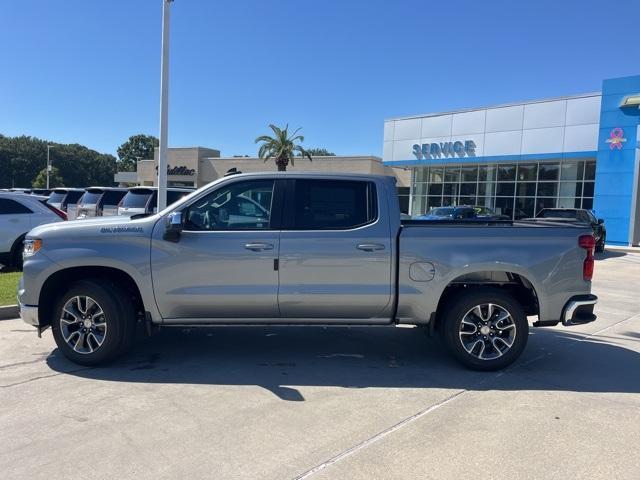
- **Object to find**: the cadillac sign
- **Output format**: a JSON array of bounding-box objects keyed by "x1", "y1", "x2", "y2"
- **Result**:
[{"x1": 412, "y1": 140, "x2": 476, "y2": 160}]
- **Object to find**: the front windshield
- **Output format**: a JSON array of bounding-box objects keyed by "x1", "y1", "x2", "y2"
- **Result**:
[{"x1": 429, "y1": 207, "x2": 455, "y2": 217}]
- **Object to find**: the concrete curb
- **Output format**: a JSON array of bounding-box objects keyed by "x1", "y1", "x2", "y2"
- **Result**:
[{"x1": 0, "y1": 305, "x2": 19, "y2": 320}]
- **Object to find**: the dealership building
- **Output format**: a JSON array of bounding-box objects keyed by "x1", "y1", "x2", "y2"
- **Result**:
[{"x1": 383, "y1": 75, "x2": 640, "y2": 246}]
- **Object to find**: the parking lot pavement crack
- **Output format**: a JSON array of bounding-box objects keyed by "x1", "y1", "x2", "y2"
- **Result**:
[
  {"x1": 291, "y1": 389, "x2": 468, "y2": 480},
  {"x1": 292, "y1": 311, "x2": 640, "y2": 479},
  {"x1": 0, "y1": 367, "x2": 94, "y2": 388}
]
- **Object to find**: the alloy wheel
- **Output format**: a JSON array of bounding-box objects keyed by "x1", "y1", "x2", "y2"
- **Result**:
[
  {"x1": 458, "y1": 303, "x2": 517, "y2": 360},
  {"x1": 59, "y1": 295, "x2": 108, "y2": 354}
]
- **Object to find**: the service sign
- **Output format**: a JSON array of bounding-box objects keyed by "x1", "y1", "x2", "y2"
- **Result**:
[{"x1": 412, "y1": 140, "x2": 477, "y2": 160}]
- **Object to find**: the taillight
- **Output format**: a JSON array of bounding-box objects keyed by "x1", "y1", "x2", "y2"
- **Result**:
[{"x1": 579, "y1": 234, "x2": 595, "y2": 281}]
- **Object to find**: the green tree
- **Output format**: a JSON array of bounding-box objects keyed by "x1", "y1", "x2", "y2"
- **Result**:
[
  {"x1": 32, "y1": 166, "x2": 64, "y2": 188},
  {"x1": 305, "y1": 148, "x2": 335, "y2": 156},
  {"x1": 116, "y1": 134, "x2": 159, "y2": 172},
  {"x1": 255, "y1": 124, "x2": 312, "y2": 171}
]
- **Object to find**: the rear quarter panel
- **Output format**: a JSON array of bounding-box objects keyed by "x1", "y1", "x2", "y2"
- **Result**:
[{"x1": 397, "y1": 224, "x2": 593, "y2": 324}]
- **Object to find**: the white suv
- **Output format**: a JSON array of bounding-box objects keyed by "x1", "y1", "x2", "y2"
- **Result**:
[{"x1": 0, "y1": 193, "x2": 66, "y2": 269}]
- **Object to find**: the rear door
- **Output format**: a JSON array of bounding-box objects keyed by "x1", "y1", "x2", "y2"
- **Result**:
[{"x1": 277, "y1": 178, "x2": 393, "y2": 321}]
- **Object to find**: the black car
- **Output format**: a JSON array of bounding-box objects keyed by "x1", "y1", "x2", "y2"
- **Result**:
[{"x1": 537, "y1": 208, "x2": 606, "y2": 252}]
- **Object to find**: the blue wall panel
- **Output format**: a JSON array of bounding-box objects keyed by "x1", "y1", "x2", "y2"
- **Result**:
[{"x1": 593, "y1": 75, "x2": 640, "y2": 246}]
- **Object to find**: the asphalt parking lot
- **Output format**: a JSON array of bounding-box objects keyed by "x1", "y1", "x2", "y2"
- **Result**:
[{"x1": 1, "y1": 251, "x2": 639, "y2": 480}]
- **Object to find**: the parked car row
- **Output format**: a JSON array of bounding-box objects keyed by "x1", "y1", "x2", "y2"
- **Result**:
[{"x1": 0, "y1": 186, "x2": 194, "y2": 270}]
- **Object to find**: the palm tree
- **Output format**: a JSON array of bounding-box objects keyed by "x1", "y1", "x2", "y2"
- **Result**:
[{"x1": 255, "y1": 124, "x2": 312, "y2": 171}]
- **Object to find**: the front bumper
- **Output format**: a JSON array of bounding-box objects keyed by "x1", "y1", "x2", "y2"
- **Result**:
[
  {"x1": 20, "y1": 303, "x2": 40, "y2": 327},
  {"x1": 562, "y1": 294, "x2": 598, "y2": 326}
]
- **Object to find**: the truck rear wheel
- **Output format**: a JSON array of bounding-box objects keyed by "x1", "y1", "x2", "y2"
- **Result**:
[
  {"x1": 51, "y1": 279, "x2": 135, "y2": 366},
  {"x1": 440, "y1": 288, "x2": 528, "y2": 371}
]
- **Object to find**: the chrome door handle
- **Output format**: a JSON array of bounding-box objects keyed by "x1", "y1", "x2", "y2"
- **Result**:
[
  {"x1": 244, "y1": 242, "x2": 274, "y2": 251},
  {"x1": 356, "y1": 243, "x2": 385, "y2": 252}
]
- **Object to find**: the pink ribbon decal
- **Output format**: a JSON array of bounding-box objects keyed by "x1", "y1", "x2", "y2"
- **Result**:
[{"x1": 606, "y1": 127, "x2": 626, "y2": 150}]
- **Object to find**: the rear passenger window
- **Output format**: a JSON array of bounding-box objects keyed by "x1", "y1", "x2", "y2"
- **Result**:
[
  {"x1": 102, "y1": 191, "x2": 126, "y2": 205},
  {"x1": 292, "y1": 180, "x2": 377, "y2": 230},
  {"x1": 0, "y1": 198, "x2": 33, "y2": 214}
]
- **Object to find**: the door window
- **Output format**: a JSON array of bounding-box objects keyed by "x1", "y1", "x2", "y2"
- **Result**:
[
  {"x1": 184, "y1": 179, "x2": 274, "y2": 231},
  {"x1": 0, "y1": 198, "x2": 32, "y2": 214},
  {"x1": 291, "y1": 180, "x2": 376, "y2": 230}
]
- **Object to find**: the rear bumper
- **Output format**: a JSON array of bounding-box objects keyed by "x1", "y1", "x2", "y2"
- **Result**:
[{"x1": 562, "y1": 294, "x2": 598, "y2": 326}]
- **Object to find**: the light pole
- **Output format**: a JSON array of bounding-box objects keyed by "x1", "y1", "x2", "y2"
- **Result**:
[
  {"x1": 157, "y1": 0, "x2": 173, "y2": 210},
  {"x1": 46, "y1": 145, "x2": 54, "y2": 189}
]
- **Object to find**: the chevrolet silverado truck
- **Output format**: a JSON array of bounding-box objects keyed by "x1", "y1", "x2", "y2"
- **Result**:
[{"x1": 18, "y1": 173, "x2": 598, "y2": 370}]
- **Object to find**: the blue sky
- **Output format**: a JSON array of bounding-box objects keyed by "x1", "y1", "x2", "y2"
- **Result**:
[{"x1": 1, "y1": 0, "x2": 639, "y2": 158}]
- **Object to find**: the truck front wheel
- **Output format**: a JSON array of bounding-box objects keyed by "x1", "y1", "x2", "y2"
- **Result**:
[
  {"x1": 440, "y1": 288, "x2": 528, "y2": 371},
  {"x1": 51, "y1": 279, "x2": 135, "y2": 366}
]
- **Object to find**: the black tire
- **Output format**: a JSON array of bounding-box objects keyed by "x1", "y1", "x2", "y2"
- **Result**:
[
  {"x1": 51, "y1": 279, "x2": 136, "y2": 366},
  {"x1": 10, "y1": 235, "x2": 26, "y2": 270},
  {"x1": 440, "y1": 287, "x2": 528, "y2": 371},
  {"x1": 596, "y1": 235, "x2": 605, "y2": 253}
]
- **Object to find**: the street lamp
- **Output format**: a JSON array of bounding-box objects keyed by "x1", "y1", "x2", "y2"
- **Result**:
[
  {"x1": 46, "y1": 145, "x2": 55, "y2": 189},
  {"x1": 157, "y1": 0, "x2": 174, "y2": 210}
]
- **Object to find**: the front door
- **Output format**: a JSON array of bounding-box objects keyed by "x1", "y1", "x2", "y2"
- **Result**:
[
  {"x1": 151, "y1": 178, "x2": 281, "y2": 320},
  {"x1": 277, "y1": 178, "x2": 393, "y2": 321}
]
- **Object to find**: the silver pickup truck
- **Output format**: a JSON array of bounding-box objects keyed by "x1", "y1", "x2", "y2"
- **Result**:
[{"x1": 18, "y1": 172, "x2": 598, "y2": 370}]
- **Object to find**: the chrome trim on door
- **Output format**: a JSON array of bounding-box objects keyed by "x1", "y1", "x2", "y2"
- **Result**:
[
  {"x1": 244, "y1": 242, "x2": 274, "y2": 251},
  {"x1": 356, "y1": 243, "x2": 385, "y2": 252}
]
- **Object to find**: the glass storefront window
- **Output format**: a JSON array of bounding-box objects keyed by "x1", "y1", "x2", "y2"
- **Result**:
[
  {"x1": 517, "y1": 163, "x2": 537, "y2": 181},
  {"x1": 415, "y1": 168, "x2": 429, "y2": 183},
  {"x1": 561, "y1": 161, "x2": 584, "y2": 181},
  {"x1": 496, "y1": 183, "x2": 515, "y2": 196},
  {"x1": 444, "y1": 166, "x2": 460, "y2": 182},
  {"x1": 495, "y1": 197, "x2": 515, "y2": 217},
  {"x1": 411, "y1": 196, "x2": 427, "y2": 215},
  {"x1": 559, "y1": 182, "x2": 582, "y2": 197},
  {"x1": 428, "y1": 183, "x2": 443, "y2": 196},
  {"x1": 443, "y1": 183, "x2": 460, "y2": 196},
  {"x1": 460, "y1": 183, "x2": 477, "y2": 196},
  {"x1": 429, "y1": 167, "x2": 444, "y2": 183},
  {"x1": 517, "y1": 182, "x2": 536, "y2": 196},
  {"x1": 583, "y1": 182, "x2": 595, "y2": 197},
  {"x1": 479, "y1": 165, "x2": 496, "y2": 182},
  {"x1": 584, "y1": 161, "x2": 596, "y2": 181},
  {"x1": 515, "y1": 197, "x2": 535, "y2": 219},
  {"x1": 538, "y1": 163, "x2": 560, "y2": 180},
  {"x1": 537, "y1": 182, "x2": 558, "y2": 197},
  {"x1": 461, "y1": 165, "x2": 478, "y2": 182},
  {"x1": 497, "y1": 164, "x2": 516, "y2": 181},
  {"x1": 558, "y1": 198, "x2": 581, "y2": 208},
  {"x1": 535, "y1": 198, "x2": 556, "y2": 214},
  {"x1": 408, "y1": 159, "x2": 596, "y2": 219},
  {"x1": 427, "y1": 196, "x2": 442, "y2": 210},
  {"x1": 413, "y1": 183, "x2": 428, "y2": 196}
]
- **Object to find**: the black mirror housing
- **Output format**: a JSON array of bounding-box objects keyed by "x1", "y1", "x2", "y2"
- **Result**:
[{"x1": 163, "y1": 211, "x2": 183, "y2": 242}]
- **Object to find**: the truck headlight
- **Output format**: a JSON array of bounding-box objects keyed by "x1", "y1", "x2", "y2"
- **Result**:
[{"x1": 23, "y1": 238, "x2": 42, "y2": 258}]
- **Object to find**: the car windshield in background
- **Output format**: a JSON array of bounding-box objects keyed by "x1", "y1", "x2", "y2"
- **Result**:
[
  {"x1": 47, "y1": 192, "x2": 66, "y2": 203},
  {"x1": 474, "y1": 207, "x2": 494, "y2": 215},
  {"x1": 429, "y1": 207, "x2": 455, "y2": 217},
  {"x1": 539, "y1": 210, "x2": 578, "y2": 219},
  {"x1": 122, "y1": 191, "x2": 153, "y2": 208},
  {"x1": 80, "y1": 192, "x2": 102, "y2": 205}
]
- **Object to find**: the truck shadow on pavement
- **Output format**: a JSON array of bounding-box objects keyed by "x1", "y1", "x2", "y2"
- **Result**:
[{"x1": 46, "y1": 325, "x2": 640, "y2": 401}]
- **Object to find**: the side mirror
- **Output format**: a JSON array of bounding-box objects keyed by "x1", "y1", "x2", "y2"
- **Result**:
[
  {"x1": 597, "y1": 218, "x2": 604, "y2": 225},
  {"x1": 163, "y1": 211, "x2": 183, "y2": 242}
]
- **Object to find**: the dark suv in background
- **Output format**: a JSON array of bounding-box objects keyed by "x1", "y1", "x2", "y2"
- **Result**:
[{"x1": 537, "y1": 208, "x2": 606, "y2": 252}]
